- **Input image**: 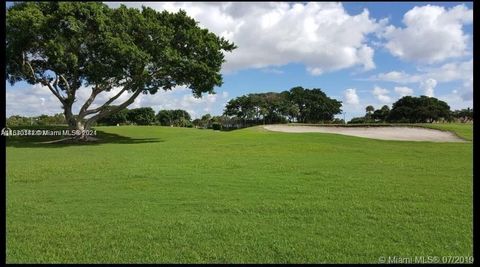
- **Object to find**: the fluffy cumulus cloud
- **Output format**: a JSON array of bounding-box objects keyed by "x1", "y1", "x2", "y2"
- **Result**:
[
  {"x1": 6, "y1": 84, "x2": 64, "y2": 117},
  {"x1": 369, "y1": 59, "x2": 472, "y2": 84},
  {"x1": 417, "y1": 59, "x2": 473, "y2": 84},
  {"x1": 6, "y1": 84, "x2": 229, "y2": 119},
  {"x1": 343, "y1": 88, "x2": 360, "y2": 105},
  {"x1": 107, "y1": 2, "x2": 383, "y2": 75},
  {"x1": 372, "y1": 86, "x2": 391, "y2": 103},
  {"x1": 366, "y1": 59, "x2": 472, "y2": 101},
  {"x1": 368, "y1": 71, "x2": 421, "y2": 84},
  {"x1": 394, "y1": 86, "x2": 414, "y2": 97},
  {"x1": 438, "y1": 90, "x2": 473, "y2": 111},
  {"x1": 383, "y1": 4, "x2": 473, "y2": 64},
  {"x1": 420, "y1": 78, "x2": 437, "y2": 97}
]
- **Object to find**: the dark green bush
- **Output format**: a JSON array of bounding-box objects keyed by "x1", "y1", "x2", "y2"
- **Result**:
[{"x1": 212, "y1": 122, "x2": 221, "y2": 130}]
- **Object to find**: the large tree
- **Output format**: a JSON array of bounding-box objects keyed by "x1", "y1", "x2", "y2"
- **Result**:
[
  {"x1": 387, "y1": 96, "x2": 451, "y2": 123},
  {"x1": 223, "y1": 86, "x2": 342, "y2": 125},
  {"x1": 156, "y1": 109, "x2": 191, "y2": 127},
  {"x1": 128, "y1": 107, "x2": 156, "y2": 125},
  {"x1": 286, "y1": 87, "x2": 342, "y2": 123},
  {"x1": 6, "y1": 2, "x2": 235, "y2": 138}
]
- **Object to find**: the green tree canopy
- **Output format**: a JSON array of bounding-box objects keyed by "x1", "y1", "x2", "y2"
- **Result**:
[
  {"x1": 128, "y1": 107, "x2": 156, "y2": 125},
  {"x1": 156, "y1": 109, "x2": 192, "y2": 127},
  {"x1": 97, "y1": 106, "x2": 130, "y2": 125},
  {"x1": 387, "y1": 96, "x2": 451, "y2": 123},
  {"x1": 6, "y1": 2, "x2": 235, "y2": 137},
  {"x1": 224, "y1": 86, "x2": 342, "y2": 124}
]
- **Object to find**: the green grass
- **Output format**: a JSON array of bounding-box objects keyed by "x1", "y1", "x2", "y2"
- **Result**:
[
  {"x1": 417, "y1": 123, "x2": 473, "y2": 141},
  {"x1": 6, "y1": 124, "x2": 473, "y2": 263}
]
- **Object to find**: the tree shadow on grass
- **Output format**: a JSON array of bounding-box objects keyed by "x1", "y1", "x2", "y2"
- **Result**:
[{"x1": 5, "y1": 126, "x2": 164, "y2": 148}]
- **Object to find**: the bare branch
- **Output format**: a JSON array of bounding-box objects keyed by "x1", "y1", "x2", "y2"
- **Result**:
[
  {"x1": 42, "y1": 79, "x2": 66, "y2": 104},
  {"x1": 58, "y1": 74, "x2": 72, "y2": 95},
  {"x1": 23, "y1": 57, "x2": 37, "y2": 81},
  {"x1": 51, "y1": 74, "x2": 64, "y2": 98},
  {"x1": 85, "y1": 89, "x2": 143, "y2": 126},
  {"x1": 22, "y1": 54, "x2": 66, "y2": 104},
  {"x1": 78, "y1": 86, "x2": 105, "y2": 118},
  {"x1": 82, "y1": 87, "x2": 128, "y2": 117}
]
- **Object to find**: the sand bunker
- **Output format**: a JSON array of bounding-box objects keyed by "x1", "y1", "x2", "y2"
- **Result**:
[{"x1": 263, "y1": 125, "x2": 466, "y2": 142}]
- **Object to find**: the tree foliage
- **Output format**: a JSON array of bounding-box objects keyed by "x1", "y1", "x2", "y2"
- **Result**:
[
  {"x1": 97, "y1": 106, "x2": 129, "y2": 125},
  {"x1": 371, "y1": 105, "x2": 390, "y2": 122},
  {"x1": 224, "y1": 86, "x2": 342, "y2": 126},
  {"x1": 6, "y1": 2, "x2": 235, "y2": 135},
  {"x1": 387, "y1": 96, "x2": 451, "y2": 123},
  {"x1": 156, "y1": 109, "x2": 192, "y2": 127},
  {"x1": 451, "y1": 108, "x2": 473, "y2": 122},
  {"x1": 127, "y1": 107, "x2": 156, "y2": 125},
  {"x1": 6, "y1": 113, "x2": 66, "y2": 127}
]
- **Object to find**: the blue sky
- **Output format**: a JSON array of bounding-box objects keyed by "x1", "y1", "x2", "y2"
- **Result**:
[{"x1": 5, "y1": 2, "x2": 473, "y2": 121}]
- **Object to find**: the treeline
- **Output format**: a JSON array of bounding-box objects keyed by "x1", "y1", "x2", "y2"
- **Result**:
[
  {"x1": 5, "y1": 108, "x2": 238, "y2": 131},
  {"x1": 223, "y1": 86, "x2": 343, "y2": 127},
  {"x1": 98, "y1": 107, "x2": 192, "y2": 127},
  {"x1": 6, "y1": 108, "x2": 187, "y2": 127},
  {"x1": 192, "y1": 114, "x2": 244, "y2": 130},
  {"x1": 98, "y1": 107, "x2": 240, "y2": 130},
  {"x1": 6, "y1": 93, "x2": 472, "y2": 129},
  {"x1": 349, "y1": 96, "x2": 473, "y2": 124},
  {"x1": 6, "y1": 113, "x2": 66, "y2": 127}
]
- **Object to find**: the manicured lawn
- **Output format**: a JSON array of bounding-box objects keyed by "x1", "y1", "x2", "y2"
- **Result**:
[
  {"x1": 6, "y1": 124, "x2": 473, "y2": 263},
  {"x1": 417, "y1": 123, "x2": 473, "y2": 141}
]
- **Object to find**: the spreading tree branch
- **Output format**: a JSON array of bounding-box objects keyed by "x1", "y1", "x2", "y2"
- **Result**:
[
  {"x1": 82, "y1": 87, "x2": 128, "y2": 117},
  {"x1": 78, "y1": 86, "x2": 105, "y2": 118},
  {"x1": 58, "y1": 74, "x2": 72, "y2": 96},
  {"x1": 85, "y1": 89, "x2": 143, "y2": 126},
  {"x1": 22, "y1": 54, "x2": 66, "y2": 104},
  {"x1": 42, "y1": 80, "x2": 66, "y2": 104}
]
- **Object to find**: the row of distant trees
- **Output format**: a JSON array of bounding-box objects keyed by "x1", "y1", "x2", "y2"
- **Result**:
[
  {"x1": 97, "y1": 107, "x2": 242, "y2": 130},
  {"x1": 6, "y1": 108, "x2": 166, "y2": 127},
  {"x1": 6, "y1": 107, "x2": 235, "y2": 131},
  {"x1": 6, "y1": 95, "x2": 472, "y2": 128},
  {"x1": 349, "y1": 96, "x2": 473, "y2": 124},
  {"x1": 6, "y1": 113, "x2": 67, "y2": 127}
]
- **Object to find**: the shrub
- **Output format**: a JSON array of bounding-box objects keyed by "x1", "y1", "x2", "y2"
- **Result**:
[{"x1": 212, "y1": 122, "x2": 222, "y2": 130}]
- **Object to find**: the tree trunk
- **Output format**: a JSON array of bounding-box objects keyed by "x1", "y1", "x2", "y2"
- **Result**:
[
  {"x1": 64, "y1": 104, "x2": 77, "y2": 131},
  {"x1": 64, "y1": 108, "x2": 92, "y2": 141}
]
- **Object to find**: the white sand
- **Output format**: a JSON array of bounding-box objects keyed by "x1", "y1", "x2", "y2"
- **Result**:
[{"x1": 263, "y1": 125, "x2": 466, "y2": 142}]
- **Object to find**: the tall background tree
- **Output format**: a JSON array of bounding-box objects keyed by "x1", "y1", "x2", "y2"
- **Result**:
[
  {"x1": 6, "y1": 2, "x2": 235, "y2": 138},
  {"x1": 223, "y1": 86, "x2": 342, "y2": 125},
  {"x1": 156, "y1": 109, "x2": 192, "y2": 127},
  {"x1": 127, "y1": 107, "x2": 156, "y2": 125},
  {"x1": 387, "y1": 96, "x2": 451, "y2": 123},
  {"x1": 365, "y1": 105, "x2": 375, "y2": 120}
]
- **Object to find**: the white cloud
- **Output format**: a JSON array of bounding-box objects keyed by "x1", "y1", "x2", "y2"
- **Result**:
[
  {"x1": 6, "y1": 84, "x2": 63, "y2": 116},
  {"x1": 417, "y1": 59, "x2": 473, "y2": 83},
  {"x1": 460, "y1": 77, "x2": 473, "y2": 101},
  {"x1": 368, "y1": 71, "x2": 421, "y2": 84},
  {"x1": 394, "y1": 86, "x2": 414, "y2": 96},
  {"x1": 438, "y1": 90, "x2": 473, "y2": 111},
  {"x1": 260, "y1": 67, "x2": 284, "y2": 74},
  {"x1": 365, "y1": 59, "x2": 472, "y2": 104},
  {"x1": 344, "y1": 88, "x2": 360, "y2": 105},
  {"x1": 420, "y1": 78, "x2": 437, "y2": 97},
  {"x1": 366, "y1": 59, "x2": 472, "y2": 86},
  {"x1": 107, "y1": 2, "x2": 383, "y2": 75},
  {"x1": 383, "y1": 4, "x2": 472, "y2": 64},
  {"x1": 372, "y1": 86, "x2": 391, "y2": 103}
]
